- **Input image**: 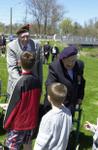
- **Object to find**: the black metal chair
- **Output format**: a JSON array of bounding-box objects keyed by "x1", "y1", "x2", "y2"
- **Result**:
[
  {"x1": 73, "y1": 104, "x2": 82, "y2": 149},
  {"x1": 65, "y1": 104, "x2": 83, "y2": 150}
]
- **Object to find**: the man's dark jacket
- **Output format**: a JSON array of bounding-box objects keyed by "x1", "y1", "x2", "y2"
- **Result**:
[{"x1": 44, "y1": 59, "x2": 85, "y2": 111}]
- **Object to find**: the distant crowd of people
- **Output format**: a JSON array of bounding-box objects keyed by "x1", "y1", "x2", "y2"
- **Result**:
[
  {"x1": 43, "y1": 41, "x2": 59, "y2": 64},
  {"x1": 0, "y1": 33, "x2": 15, "y2": 56},
  {"x1": 0, "y1": 34, "x2": 6, "y2": 54}
]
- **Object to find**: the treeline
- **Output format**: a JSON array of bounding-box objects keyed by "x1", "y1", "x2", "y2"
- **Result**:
[
  {"x1": 0, "y1": 0, "x2": 98, "y2": 38},
  {"x1": 0, "y1": 18, "x2": 98, "y2": 38}
]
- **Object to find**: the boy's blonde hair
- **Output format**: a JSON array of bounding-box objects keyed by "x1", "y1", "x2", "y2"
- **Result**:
[{"x1": 47, "y1": 82, "x2": 67, "y2": 106}]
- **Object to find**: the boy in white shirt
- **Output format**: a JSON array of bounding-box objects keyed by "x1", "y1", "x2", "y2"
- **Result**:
[{"x1": 34, "y1": 82, "x2": 72, "y2": 150}]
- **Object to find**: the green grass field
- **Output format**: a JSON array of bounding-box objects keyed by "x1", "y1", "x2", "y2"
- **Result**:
[{"x1": 0, "y1": 48, "x2": 98, "y2": 149}]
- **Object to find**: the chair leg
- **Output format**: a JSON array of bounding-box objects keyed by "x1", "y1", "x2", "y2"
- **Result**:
[{"x1": 74, "y1": 108, "x2": 82, "y2": 149}]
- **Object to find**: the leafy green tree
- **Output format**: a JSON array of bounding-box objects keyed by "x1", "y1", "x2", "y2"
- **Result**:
[{"x1": 59, "y1": 18, "x2": 73, "y2": 35}]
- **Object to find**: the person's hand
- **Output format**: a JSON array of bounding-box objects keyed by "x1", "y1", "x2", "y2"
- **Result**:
[
  {"x1": 77, "y1": 99, "x2": 82, "y2": 105},
  {"x1": 84, "y1": 121, "x2": 96, "y2": 132},
  {"x1": 0, "y1": 103, "x2": 8, "y2": 110},
  {"x1": 84, "y1": 121, "x2": 92, "y2": 130}
]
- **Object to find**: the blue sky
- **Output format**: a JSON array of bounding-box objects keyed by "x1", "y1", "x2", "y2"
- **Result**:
[
  {"x1": 0, "y1": 0, "x2": 26, "y2": 25},
  {"x1": 0, "y1": 0, "x2": 98, "y2": 26},
  {"x1": 59, "y1": 0, "x2": 98, "y2": 26}
]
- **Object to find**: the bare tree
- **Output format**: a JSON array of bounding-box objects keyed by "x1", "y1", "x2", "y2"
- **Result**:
[
  {"x1": 49, "y1": 4, "x2": 64, "y2": 34},
  {"x1": 25, "y1": 0, "x2": 64, "y2": 35},
  {"x1": 25, "y1": 0, "x2": 42, "y2": 34}
]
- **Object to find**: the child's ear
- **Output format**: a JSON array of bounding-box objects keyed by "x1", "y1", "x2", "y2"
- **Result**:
[
  {"x1": 17, "y1": 60, "x2": 21, "y2": 66},
  {"x1": 48, "y1": 95, "x2": 51, "y2": 102}
]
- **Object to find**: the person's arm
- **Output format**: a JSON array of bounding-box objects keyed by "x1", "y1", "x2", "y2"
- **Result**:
[
  {"x1": 77, "y1": 60, "x2": 86, "y2": 104},
  {"x1": 7, "y1": 44, "x2": 20, "y2": 80},
  {"x1": 33, "y1": 40, "x2": 43, "y2": 90},
  {"x1": 34, "y1": 117, "x2": 52, "y2": 150},
  {"x1": 44, "y1": 63, "x2": 58, "y2": 111},
  {"x1": 56, "y1": 46, "x2": 59, "y2": 54},
  {"x1": 46, "y1": 63, "x2": 58, "y2": 86},
  {"x1": 3, "y1": 77, "x2": 21, "y2": 129}
]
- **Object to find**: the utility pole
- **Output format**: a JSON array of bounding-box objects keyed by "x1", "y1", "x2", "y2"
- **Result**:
[
  {"x1": 10, "y1": 2, "x2": 23, "y2": 34},
  {"x1": 24, "y1": 6, "x2": 28, "y2": 24},
  {"x1": 10, "y1": 7, "x2": 12, "y2": 34}
]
